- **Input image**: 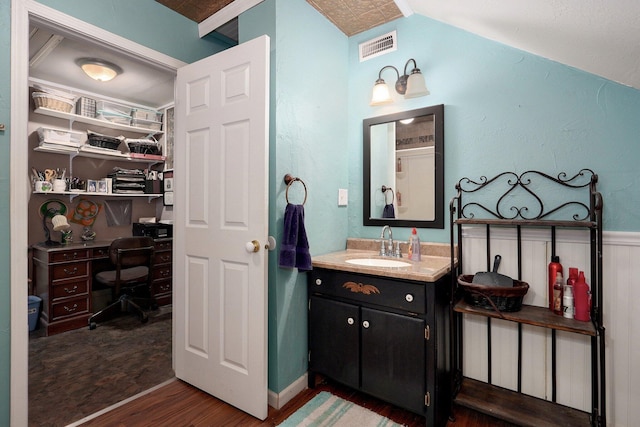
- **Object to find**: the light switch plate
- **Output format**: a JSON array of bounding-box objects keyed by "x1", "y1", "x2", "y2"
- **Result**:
[{"x1": 338, "y1": 189, "x2": 348, "y2": 206}]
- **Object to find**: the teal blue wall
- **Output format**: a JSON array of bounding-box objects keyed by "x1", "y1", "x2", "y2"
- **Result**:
[
  {"x1": 347, "y1": 15, "x2": 640, "y2": 243},
  {"x1": 0, "y1": 1, "x2": 11, "y2": 424},
  {"x1": 242, "y1": 0, "x2": 349, "y2": 393}
]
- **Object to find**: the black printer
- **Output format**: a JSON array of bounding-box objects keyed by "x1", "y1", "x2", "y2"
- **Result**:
[{"x1": 132, "y1": 222, "x2": 173, "y2": 239}]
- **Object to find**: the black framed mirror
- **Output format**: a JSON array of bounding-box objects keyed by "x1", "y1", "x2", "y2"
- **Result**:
[{"x1": 363, "y1": 104, "x2": 444, "y2": 228}]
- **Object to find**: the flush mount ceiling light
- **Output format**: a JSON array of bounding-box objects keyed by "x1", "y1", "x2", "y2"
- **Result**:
[
  {"x1": 76, "y1": 58, "x2": 123, "y2": 82},
  {"x1": 370, "y1": 58, "x2": 430, "y2": 106}
]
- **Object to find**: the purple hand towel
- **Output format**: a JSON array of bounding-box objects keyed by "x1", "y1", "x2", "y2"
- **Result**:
[
  {"x1": 382, "y1": 203, "x2": 395, "y2": 218},
  {"x1": 279, "y1": 204, "x2": 312, "y2": 271}
]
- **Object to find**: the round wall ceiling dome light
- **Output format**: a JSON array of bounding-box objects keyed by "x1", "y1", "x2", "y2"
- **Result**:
[{"x1": 76, "y1": 58, "x2": 123, "y2": 82}]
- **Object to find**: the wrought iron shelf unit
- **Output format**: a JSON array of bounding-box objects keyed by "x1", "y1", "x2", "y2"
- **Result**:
[{"x1": 449, "y1": 169, "x2": 605, "y2": 427}]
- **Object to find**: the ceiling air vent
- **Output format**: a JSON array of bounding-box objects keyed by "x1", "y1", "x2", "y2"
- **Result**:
[{"x1": 359, "y1": 31, "x2": 397, "y2": 62}]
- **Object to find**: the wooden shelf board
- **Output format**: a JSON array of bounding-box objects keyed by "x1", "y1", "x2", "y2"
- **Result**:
[
  {"x1": 455, "y1": 218, "x2": 596, "y2": 228},
  {"x1": 454, "y1": 301, "x2": 596, "y2": 336},
  {"x1": 454, "y1": 377, "x2": 592, "y2": 427}
]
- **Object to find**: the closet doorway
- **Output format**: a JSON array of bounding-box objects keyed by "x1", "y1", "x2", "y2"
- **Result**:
[{"x1": 11, "y1": 2, "x2": 183, "y2": 424}]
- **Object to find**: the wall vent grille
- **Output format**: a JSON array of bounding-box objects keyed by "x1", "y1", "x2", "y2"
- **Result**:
[{"x1": 359, "y1": 31, "x2": 397, "y2": 62}]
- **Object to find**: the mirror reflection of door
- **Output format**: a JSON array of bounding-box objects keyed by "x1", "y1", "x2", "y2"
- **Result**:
[{"x1": 370, "y1": 115, "x2": 436, "y2": 221}]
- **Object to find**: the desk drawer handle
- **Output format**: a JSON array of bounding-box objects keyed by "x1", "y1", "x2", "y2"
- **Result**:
[
  {"x1": 63, "y1": 267, "x2": 78, "y2": 276},
  {"x1": 64, "y1": 285, "x2": 78, "y2": 294},
  {"x1": 161, "y1": 270, "x2": 171, "y2": 277},
  {"x1": 63, "y1": 304, "x2": 78, "y2": 313},
  {"x1": 160, "y1": 255, "x2": 171, "y2": 262},
  {"x1": 63, "y1": 252, "x2": 79, "y2": 260},
  {"x1": 159, "y1": 284, "x2": 171, "y2": 292}
]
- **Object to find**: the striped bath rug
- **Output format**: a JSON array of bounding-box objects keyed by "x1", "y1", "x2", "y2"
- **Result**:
[{"x1": 277, "y1": 391, "x2": 404, "y2": 427}]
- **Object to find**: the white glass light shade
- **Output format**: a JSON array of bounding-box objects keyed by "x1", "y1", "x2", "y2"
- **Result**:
[
  {"x1": 405, "y1": 70, "x2": 430, "y2": 98},
  {"x1": 77, "y1": 58, "x2": 122, "y2": 82},
  {"x1": 370, "y1": 80, "x2": 393, "y2": 105}
]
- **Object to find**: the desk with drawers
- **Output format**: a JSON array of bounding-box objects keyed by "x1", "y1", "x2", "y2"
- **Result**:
[{"x1": 32, "y1": 238, "x2": 172, "y2": 336}]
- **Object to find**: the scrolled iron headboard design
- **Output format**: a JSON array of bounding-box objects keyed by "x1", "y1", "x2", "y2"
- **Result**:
[{"x1": 454, "y1": 169, "x2": 598, "y2": 222}]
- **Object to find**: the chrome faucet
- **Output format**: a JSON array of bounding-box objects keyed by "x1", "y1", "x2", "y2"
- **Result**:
[{"x1": 380, "y1": 225, "x2": 394, "y2": 257}]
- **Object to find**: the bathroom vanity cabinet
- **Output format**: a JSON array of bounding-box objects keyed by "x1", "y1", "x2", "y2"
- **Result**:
[{"x1": 308, "y1": 267, "x2": 451, "y2": 426}]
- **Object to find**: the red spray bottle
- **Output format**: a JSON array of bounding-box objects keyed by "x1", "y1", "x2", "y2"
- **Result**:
[
  {"x1": 548, "y1": 256, "x2": 563, "y2": 311},
  {"x1": 574, "y1": 270, "x2": 591, "y2": 322}
]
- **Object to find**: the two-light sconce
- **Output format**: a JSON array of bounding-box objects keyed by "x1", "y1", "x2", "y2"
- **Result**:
[{"x1": 370, "y1": 58, "x2": 429, "y2": 106}]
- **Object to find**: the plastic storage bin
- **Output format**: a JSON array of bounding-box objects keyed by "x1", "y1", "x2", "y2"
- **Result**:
[
  {"x1": 28, "y1": 295, "x2": 41, "y2": 331},
  {"x1": 131, "y1": 117, "x2": 162, "y2": 131},
  {"x1": 131, "y1": 107, "x2": 162, "y2": 122},
  {"x1": 37, "y1": 127, "x2": 84, "y2": 147}
]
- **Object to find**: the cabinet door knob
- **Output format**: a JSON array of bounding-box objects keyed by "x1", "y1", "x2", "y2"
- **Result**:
[
  {"x1": 347, "y1": 317, "x2": 354, "y2": 325},
  {"x1": 362, "y1": 320, "x2": 370, "y2": 329},
  {"x1": 315, "y1": 279, "x2": 322, "y2": 286},
  {"x1": 405, "y1": 294, "x2": 414, "y2": 302}
]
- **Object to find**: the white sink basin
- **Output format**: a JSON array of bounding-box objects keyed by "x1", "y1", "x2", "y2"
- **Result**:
[{"x1": 345, "y1": 258, "x2": 412, "y2": 268}]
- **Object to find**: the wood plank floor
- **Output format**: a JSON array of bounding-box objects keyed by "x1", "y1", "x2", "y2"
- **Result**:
[{"x1": 79, "y1": 377, "x2": 516, "y2": 427}]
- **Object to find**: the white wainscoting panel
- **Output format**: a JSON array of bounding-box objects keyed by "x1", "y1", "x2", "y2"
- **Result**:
[
  {"x1": 458, "y1": 227, "x2": 636, "y2": 420},
  {"x1": 602, "y1": 235, "x2": 640, "y2": 426}
]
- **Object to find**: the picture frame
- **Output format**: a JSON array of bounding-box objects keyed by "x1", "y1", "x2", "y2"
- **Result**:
[
  {"x1": 163, "y1": 191, "x2": 174, "y2": 206},
  {"x1": 97, "y1": 179, "x2": 108, "y2": 193},
  {"x1": 87, "y1": 179, "x2": 97, "y2": 193},
  {"x1": 164, "y1": 177, "x2": 173, "y2": 191},
  {"x1": 163, "y1": 169, "x2": 174, "y2": 206}
]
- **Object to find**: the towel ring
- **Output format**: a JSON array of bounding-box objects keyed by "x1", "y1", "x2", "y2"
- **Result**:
[
  {"x1": 381, "y1": 185, "x2": 394, "y2": 204},
  {"x1": 284, "y1": 174, "x2": 307, "y2": 205}
]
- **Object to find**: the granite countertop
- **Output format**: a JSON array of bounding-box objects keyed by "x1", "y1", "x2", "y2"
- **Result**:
[{"x1": 311, "y1": 238, "x2": 456, "y2": 282}]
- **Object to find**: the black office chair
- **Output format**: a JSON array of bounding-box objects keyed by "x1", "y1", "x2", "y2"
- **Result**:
[{"x1": 88, "y1": 236, "x2": 156, "y2": 330}]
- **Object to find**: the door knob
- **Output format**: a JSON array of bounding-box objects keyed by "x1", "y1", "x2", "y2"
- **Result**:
[
  {"x1": 265, "y1": 236, "x2": 277, "y2": 251},
  {"x1": 245, "y1": 240, "x2": 260, "y2": 253}
]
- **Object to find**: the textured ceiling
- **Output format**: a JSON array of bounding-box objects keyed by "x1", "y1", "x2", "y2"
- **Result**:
[
  {"x1": 306, "y1": 0, "x2": 402, "y2": 36},
  {"x1": 156, "y1": 0, "x2": 235, "y2": 23},
  {"x1": 157, "y1": 0, "x2": 402, "y2": 37},
  {"x1": 156, "y1": 0, "x2": 640, "y2": 90}
]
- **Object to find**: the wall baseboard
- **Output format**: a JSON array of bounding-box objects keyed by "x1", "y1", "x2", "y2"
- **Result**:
[{"x1": 268, "y1": 373, "x2": 308, "y2": 410}]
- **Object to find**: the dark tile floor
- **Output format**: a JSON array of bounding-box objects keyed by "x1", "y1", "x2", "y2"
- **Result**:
[{"x1": 28, "y1": 306, "x2": 173, "y2": 427}]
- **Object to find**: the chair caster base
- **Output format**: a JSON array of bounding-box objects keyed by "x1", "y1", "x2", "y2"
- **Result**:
[{"x1": 89, "y1": 322, "x2": 97, "y2": 330}]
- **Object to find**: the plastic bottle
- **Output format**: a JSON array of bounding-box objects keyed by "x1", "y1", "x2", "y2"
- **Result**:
[
  {"x1": 409, "y1": 227, "x2": 421, "y2": 261},
  {"x1": 563, "y1": 282, "x2": 574, "y2": 319},
  {"x1": 552, "y1": 272, "x2": 563, "y2": 315},
  {"x1": 574, "y1": 270, "x2": 591, "y2": 322},
  {"x1": 563, "y1": 267, "x2": 578, "y2": 320},
  {"x1": 548, "y1": 256, "x2": 564, "y2": 311}
]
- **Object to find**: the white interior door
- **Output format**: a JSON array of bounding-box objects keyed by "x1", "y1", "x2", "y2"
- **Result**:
[{"x1": 173, "y1": 35, "x2": 270, "y2": 420}]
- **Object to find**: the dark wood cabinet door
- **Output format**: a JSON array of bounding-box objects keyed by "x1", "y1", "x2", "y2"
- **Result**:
[
  {"x1": 361, "y1": 307, "x2": 426, "y2": 414},
  {"x1": 308, "y1": 295, "x2": 359, "y2": 389}
]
